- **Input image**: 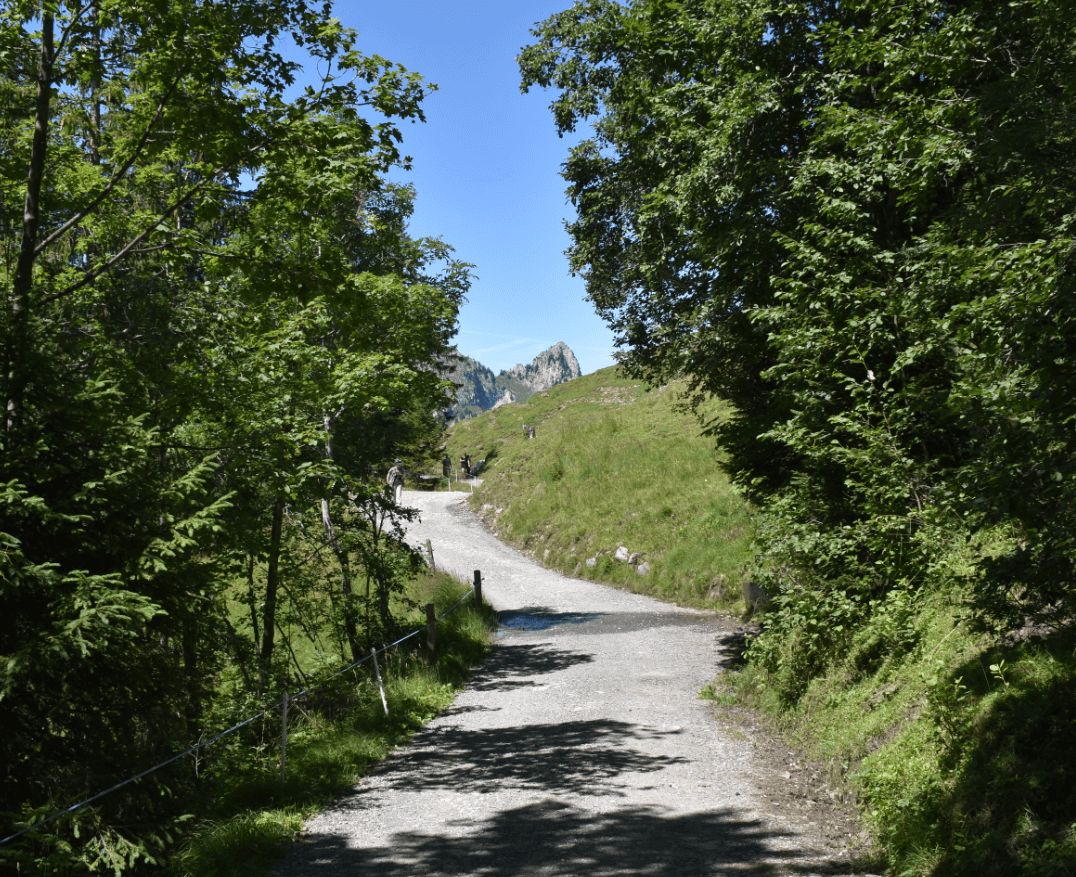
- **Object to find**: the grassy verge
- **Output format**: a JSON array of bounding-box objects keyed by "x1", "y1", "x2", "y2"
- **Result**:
[
  {"x1": 171, "y1": 571, "x2": 496, "y2": 877},
  {"x1": 720, "y1": 582, "x2": 1076, "y2": 876},
  {"x1": 439, "y1": 367, "x2": 754, "y2": 611},
  {"x1": 439, "y1": 366, "x2": 1076, "y2": 875}
]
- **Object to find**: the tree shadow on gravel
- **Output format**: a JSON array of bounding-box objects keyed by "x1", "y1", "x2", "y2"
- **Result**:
[
  {"x1": 466, "y1": 642, "x2": 594, "y2": 692},
  {"x1": 383, "y1": 718, "x2": 686, "y2": 797},
  {"x1": 289, "y1": 798, "x2": 860, "y2": 876},
  {"x1": 498, "y1": 607, "x2": 605, "y2": 631},
  {"x1": 497, "y1": 606, "x2": 727, "y2": 638},
  {"x1": 714, "y1": 626, "x2": 753, "y2": 670}
]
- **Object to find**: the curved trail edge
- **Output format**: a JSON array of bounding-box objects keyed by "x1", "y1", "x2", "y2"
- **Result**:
[{"x1": 276, "y1": 490, "x2": 869, "y2": 877}]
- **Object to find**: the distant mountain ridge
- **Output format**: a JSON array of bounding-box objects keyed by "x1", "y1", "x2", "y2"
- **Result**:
[{"x1": 444, "y1": 342, "x2": 582, "y2": 421}]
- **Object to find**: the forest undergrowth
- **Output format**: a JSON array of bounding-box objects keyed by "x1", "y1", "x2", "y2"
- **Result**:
[{"x1": 171, "y1": 570, "x2": 495, "y2": 877}]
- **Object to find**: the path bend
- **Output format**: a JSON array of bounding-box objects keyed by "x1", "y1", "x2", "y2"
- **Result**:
[{"x1": 276, "y1": 491, "x2": 864, "y2": 877}]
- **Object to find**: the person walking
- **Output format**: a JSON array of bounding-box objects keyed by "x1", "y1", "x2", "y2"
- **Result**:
[
  {"x1": 386, "y1": 458, "x2": 405, "y2": 504},
  {"x1": 442, "y1": 454, "x2": 452, "y2": 478}
]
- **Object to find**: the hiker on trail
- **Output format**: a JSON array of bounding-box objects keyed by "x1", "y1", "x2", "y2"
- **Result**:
[
  {"x1": 460, "y1": 453, "x2": 471, "y2": 477},
  {"x1": 386, "y1": 458, "x2": 404, "y2": 504},
  {"x1": 442, "y1": 454, "x2": 451, "y2": 478}
]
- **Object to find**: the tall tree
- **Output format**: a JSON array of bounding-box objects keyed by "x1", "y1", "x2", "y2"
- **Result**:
[
  {"x1": 521, "y1": 0, "x2": 1076, "y2": 676},
  {"x1": 0, "y1": 1, "x2": 464, "y2": 869}
]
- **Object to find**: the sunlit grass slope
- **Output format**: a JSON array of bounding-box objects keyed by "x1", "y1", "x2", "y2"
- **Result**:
[
  {"x1": 721, "y1": 531, "x2": 1076, "y2": 877},
  {"x1": 443, "y1": 367, "x2": 753, "y2": 609}
]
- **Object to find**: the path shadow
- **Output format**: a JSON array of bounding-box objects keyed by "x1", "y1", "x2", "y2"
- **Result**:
[
  {"x1": 499, "y1": 607, "x2": 605, "y2": 631},
  {"x1": 466, "y1": 642, "x2": 594, "y2": 692},
  {"x1": 714, "y1": 627, "x2": 752, "y2": 670},
  {"x1": 383, "y1": 718, "x2": 686, "y2": 797},
  {"x1": 288, "y1": 798, "x2": 857, "y2": 876},
  {"x1": 438, "y1": 704, "x2": 499, "y2": 716},
  {"x1": 497, "y1": 606, "x2": 726, "y2": 639}
]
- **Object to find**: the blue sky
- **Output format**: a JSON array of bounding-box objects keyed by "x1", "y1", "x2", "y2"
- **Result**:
[{"x1": 318, "y1": 0, "x2": 616, "y2": 375}]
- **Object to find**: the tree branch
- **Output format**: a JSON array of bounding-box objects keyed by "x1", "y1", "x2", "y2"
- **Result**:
[
  {"x1": 41, "y1": 138, "x2": 274, "y2": 306},
  {"x1": 34, "y1": 69, "x2": 189, "y2": 256}
]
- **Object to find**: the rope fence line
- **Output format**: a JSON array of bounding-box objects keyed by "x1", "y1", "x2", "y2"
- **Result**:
[{"x1": 2, "y1": 573, "x2": 484, "y2": 847}]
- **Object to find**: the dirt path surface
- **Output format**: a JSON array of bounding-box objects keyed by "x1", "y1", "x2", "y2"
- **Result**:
[{"x1": 276, "y1": 491, "x2": 866, "y2": 877}]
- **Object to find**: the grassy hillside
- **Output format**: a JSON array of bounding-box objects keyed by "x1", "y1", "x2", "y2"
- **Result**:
[
  {"x1": 440, "y1": 366, "x2": 753, "y2": 610},
  {"x1": 439, "y1": 366, "x2": 1076, "y2": 876},
  {"x1": 723, "y1": 539, "x2": 1076, "y2": 877}
]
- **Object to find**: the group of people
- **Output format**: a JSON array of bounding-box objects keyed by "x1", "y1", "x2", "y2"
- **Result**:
[
  {"x1": 385, "y1": 451, "x2": 477, "y2": 504},
  {"x1": 441, "y1": 453, "x2": 471, "y2": 477}
]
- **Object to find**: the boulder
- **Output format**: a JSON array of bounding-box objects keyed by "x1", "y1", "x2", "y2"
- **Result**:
[
  {"x1": 636, "y1": 562, "x2": 651, "y2": 576},
  {"x1": 706, "y1": 574, "x2": 728, "y2": 601},
  {"x1": 743, "y1": 580, "x2": 772, "y2": 612},
  {"x1": 628, "y1": 552, "x2": 640, "y2": 565},
  {"x1": 614, "y1": 546, "x2": 630, "y2": 562},
  {"x1": 585, "y1": 557, "x2": 597, "y2": 568}
]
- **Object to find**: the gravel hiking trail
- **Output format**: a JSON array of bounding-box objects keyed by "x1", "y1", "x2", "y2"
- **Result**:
[{"x1": 276, "y1": 491, "x2": 868, "y2": 877}]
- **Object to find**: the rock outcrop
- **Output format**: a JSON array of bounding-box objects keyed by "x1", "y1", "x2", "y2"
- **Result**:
[
  {"x1": 440, "y1": 354, "x2": 501, "y2": 415},
  {"x1": 442, "y1": 342, "x2": 582, "y2": 421},
  {"x1": 500, "y1": 342, "x2": 582, "y2": 393}
]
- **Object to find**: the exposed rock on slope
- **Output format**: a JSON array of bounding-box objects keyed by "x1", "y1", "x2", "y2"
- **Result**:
[
  {"x1": 441, "y1": 354, "x2": 500, "y2": 415},
  {"x1": 443, "y1": 342, "x2": 582, "y2": 421},
  {"x1": 501, "y1": 341, "x2": 582, "y2": 393}
]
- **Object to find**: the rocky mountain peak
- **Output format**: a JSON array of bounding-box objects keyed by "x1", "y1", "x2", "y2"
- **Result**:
[
  {"x1": 500, "y1": 342, "x2": 582, "y2": 392},
  {"x1": 442, "y1": 342, "x2": 582, "y2": 421}
]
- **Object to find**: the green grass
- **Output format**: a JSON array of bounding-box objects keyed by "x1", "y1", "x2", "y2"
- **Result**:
[
  {"x1": 439, "y1": 367, "x2": 754, "y2": 610},
  {"x1": 438, "y1": 366, "x2": 1076, "y2": 875},
  {"x1": 723, "y1": 584, "x2": 1076, "y2": 877},
  {"x1": 172, "y1": 571, "x2": 496, "y2": 877}
]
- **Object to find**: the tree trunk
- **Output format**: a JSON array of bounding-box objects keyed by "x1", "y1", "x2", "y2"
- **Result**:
[
  {"x1": 320, "y1": 496, "x2": 360, "y2": 662},
  {"x1": 320, "y1": 415, "x2": 361, "y2": 662},
  {"x1": 6, "y1": 12, "x2": 53, "y2": 429},
  {"x1": 258, "y1": 497, "x2": 284, "y2": 693},
  {"x1": 90, "y1": 4, "x2": 101, "y2": 167},
  {"x1": 246, "y1": 553, "x2": 260, "y2": 654}
]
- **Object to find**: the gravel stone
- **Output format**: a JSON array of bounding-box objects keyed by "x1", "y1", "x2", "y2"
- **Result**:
[{"x1": 276, "y1": 491, "x2": 868, "y2": 876}]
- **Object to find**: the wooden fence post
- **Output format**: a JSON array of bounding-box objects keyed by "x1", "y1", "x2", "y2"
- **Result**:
[
  {"x1": 371, "y1": 647, "x2": 389, "y2": 716},
  {"x1": 473, "y1": 569, "x2": 482, "y2": 607},
  {"x1": 425, "y1": 539, "x2": 435, "y2": 570},
  {"x1": 279, "y1": 689, "x2": 289, "y2": 783},
  {"x1": 426, "y1": 603, "x2": 437, "y2": 663}
]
